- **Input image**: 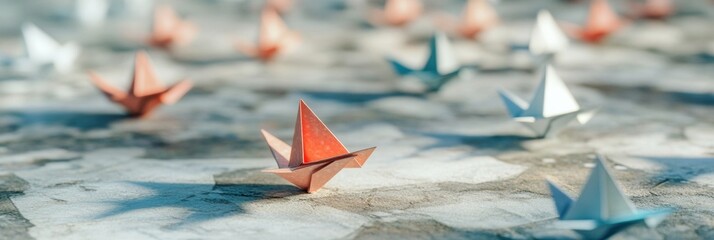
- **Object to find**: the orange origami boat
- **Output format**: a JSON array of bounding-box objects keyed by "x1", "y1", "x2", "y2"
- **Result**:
[
  {"x1": 235, "y1": 7, "x2": 300, "y2": 61},
  {"x1": 148, "y1": 5, "x2": 197, "y2": 48},
  {"x1": 370, "y1": 0, "x2": 422, "y2": 27},
  {"x1": 563, "y1": 0, "x2": 625, "y2": 43},
  {"x1": 261, "y1": 100, "x2": 376, "y2": 193},
  {"x1": 439, "y1": 0, "x2": 499, "y2": 39},
  {"x1": 88, "y1": 51, "x2": 192, "y2": 117}
]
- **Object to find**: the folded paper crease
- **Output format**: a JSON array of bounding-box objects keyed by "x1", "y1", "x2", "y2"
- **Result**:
[{"x1": 261, "y1": 100, "x2": 376, "y2": 193}]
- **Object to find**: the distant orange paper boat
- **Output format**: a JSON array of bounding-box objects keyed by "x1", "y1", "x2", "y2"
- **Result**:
[
  {"x1": 148, "y1": 5, "x2": 197, "y2": 48},
  {"x1": 88, "y1": 51, "x2": 192, "y2": 117},
  {"x1": 370, "y1": 0, "x2": 422, "y2": 27},
  {"x1": 235, "y1": 7, "x2": 300, "y2": 61},
  {"x1": 562, "y1": 0, "x2": 625, "y2": 43},
  {"x1": 261, "y1": 100, "x2": 376, "y2": 193},
  {"x1": 438, "y1": 0, "x2": 499, "y2": 39}
]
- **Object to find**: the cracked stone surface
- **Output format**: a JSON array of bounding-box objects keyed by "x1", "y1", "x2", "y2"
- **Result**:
[{"x1": 0, "y1": 0, "x2": 713, "y2": 239}]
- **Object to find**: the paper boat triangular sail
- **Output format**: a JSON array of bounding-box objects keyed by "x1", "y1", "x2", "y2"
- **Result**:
[
  {"x1": 587, "y1": 0, "x2": 622, "y2": 32},
  {"x1": 149, "y1": 5, "x2": 196, "y2": 48},
  {"x1": 22, "y1": 23, "x2": 80, "y2": 73},
  {"x1": 562, "y1": 161, "x2": 637, "y2": 221},
  {"x1": 23, "y1": 24, "x2": 61, "y2": 65},
  {"x1": 563, "y1": 0, "x2": 624, "y2": 43},
  {"x1": 261, "y1": 100, "x2": 376, "y2": 193},
  {"x1": 423, "y1": 33, "x2": 459, "y2": 74},
  {"x1": 498, "y1": 65, "x2": 595, "y2": 137},
  {"x1": 547, "y1": 155, "x2": 672, "y2": 240},
  {"x1": 259, "y1": 8, "x2": 289, "y2": 50},
  {"x1": 235, "y1": 7, "x2": 300, "y2": 61},
  {"x1": 88, "y1": 51, "x2": 192, "y2": 116},
  {"x1": 389, "y1": 32, "x2": 461, "y2": 92},
  {"x1": 289, "y1": 101, "x2": 350, "y2": 167},
  {"x1": 521, "y1": 66, "x2": 580, "y2": 119},
  {"x1": 529, "y1": 10, "x2": 569, "y2": 60},
  {"x1": 446, "y1": 0, "x2": 499, "y2": 39}
]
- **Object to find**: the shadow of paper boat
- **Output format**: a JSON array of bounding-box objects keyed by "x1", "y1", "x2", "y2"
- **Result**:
[
  {"x1": 632, "y1": 156, "x2": 714, "y2": 185},
  {"x1": 413, "y1": 131, "x2": 530, "y2": 152},
  {"x1": 1, "y1": 111, "x2": 128, "y2": 131},
  {"x1": 97, "y1": 181, "x2": 304, "y2": 227}
]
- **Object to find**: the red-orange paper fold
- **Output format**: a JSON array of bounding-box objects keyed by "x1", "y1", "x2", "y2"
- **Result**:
[
  {"x1": 88, "y1": 51, "x2": 192, "y2": 117},
  {"x1": 149, "y1": 5, "x2": 197, "y2": 48},
  {"x1": 437, "y1": 0, "x2": 499, "y2": 39},
  {"x1": 261, "y1": 100, "x2": 376, "y2": 193},
  {"x1": 562, "y1": 0, "x2": 625, "y2": 43},
  {"x1": 235, "y1": 7, "x2": 300, "y2": 62}
]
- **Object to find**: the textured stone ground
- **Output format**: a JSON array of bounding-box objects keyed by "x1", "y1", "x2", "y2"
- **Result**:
[{"x1": 0, "y1": 0, "x2": 713, "y2": 239}]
